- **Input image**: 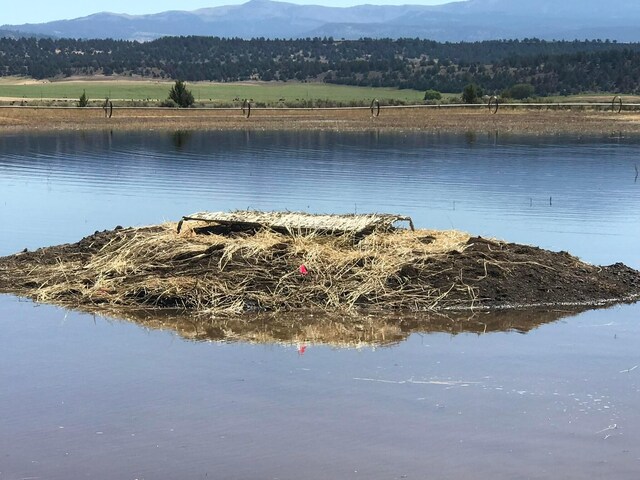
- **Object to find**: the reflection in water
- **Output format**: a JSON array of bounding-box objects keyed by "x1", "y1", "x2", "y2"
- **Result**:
[
  {"x1": 464, "y1": 130, "x2": 477, "y2": 145},
  {"x1": 104, "y1": 307, "x2": 588, "y2": 347},
  {"x1": 171, "y1": 130, "x2": 192, "y2": 150},
  {"x1": 2, "y1": 294, "x2": 639, "y2": 480}
]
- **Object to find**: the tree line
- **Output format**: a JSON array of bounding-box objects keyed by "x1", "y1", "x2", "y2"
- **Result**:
[{"x1": 1, "y1": 36, "x2": 639, "y2": 95}]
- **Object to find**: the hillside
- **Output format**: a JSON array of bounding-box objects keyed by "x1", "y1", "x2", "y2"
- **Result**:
[
  {"x1": 1, "y1": 37, "x2": 640, "y2": 96},
  {"x1": 2, "y1": 0, "x2": 640, "y2": 42}
]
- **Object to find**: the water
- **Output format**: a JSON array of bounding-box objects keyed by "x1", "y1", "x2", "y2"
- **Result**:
[{"x1": 1, "y1": 131, "x2": 639, "y2": 479}]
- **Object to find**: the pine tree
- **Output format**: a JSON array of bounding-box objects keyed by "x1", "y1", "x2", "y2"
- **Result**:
[
  {"x1": 77, "y1": 90, "x2": 89, "y2": 107},
  {"x1": 168, "y1": 80, "x2": 194, "y2": 108}
]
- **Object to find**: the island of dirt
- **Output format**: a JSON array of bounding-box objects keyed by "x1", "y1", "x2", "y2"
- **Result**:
[{"x1": 0, "y1": 220, "x2": 638, "y2": 316}]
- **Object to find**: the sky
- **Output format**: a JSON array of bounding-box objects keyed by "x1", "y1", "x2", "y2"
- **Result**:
[{"x1": 2, "y1": 0, "x2": 450, "y2": 26}]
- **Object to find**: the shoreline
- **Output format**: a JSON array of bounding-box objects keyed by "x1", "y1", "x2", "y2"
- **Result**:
[{"x1": 2, "y1": 106, "x2": 640, "y2": 135}]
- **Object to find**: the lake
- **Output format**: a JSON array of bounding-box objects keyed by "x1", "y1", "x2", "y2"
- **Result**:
[{"x1": 1, "y1": 130, "x2": 639, "y2": 479}]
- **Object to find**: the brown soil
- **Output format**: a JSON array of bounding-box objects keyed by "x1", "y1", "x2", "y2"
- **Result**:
[
  {"x1": 0, "y1": 224, "x2": 638, "y2": 317},
  {"x1": 422, "y1": 238, "x2": 640, "y2": 308},
  {"x1": 1, "y1": 106, "x2": 640, "y2": 135}
]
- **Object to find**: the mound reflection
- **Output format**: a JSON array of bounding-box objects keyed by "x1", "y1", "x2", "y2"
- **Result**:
[{"x1": 99, "y1": 307, "x2": 588, "y2": 348}]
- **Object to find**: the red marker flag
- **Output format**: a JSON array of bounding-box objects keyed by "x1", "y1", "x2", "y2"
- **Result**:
[{"x1": 299, "y1": 264, "x2": 309, "y2": 276}]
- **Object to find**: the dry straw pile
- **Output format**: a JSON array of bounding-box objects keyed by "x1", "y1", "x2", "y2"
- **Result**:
[
  {"x1": 3, "y1": 211, "x2": 638, "y2": 318},
  {"x1": 5, "y1": 220, "x2": 472, "y2": 315},
  {"x1": 178, "y1": 210, "x2": 414, "y2": 236}
]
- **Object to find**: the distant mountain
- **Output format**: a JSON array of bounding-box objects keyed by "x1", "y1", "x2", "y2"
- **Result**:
[
  {"x1": 3, "y1": 0, "x2": 640, "y2": 42},
  {"x1": 0, "y1": 28, "x2": 53, "y2": 39}
]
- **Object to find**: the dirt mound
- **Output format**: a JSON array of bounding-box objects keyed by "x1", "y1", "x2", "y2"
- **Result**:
[
  {"x1": 0, "y1": 223, "x2": 638, "y2": 315},
  {"x1": 425, "y1": 238, "x2": 640, "y2": 308}
]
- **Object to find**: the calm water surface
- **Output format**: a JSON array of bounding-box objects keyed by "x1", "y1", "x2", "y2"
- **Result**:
[{"x1": 1, "y1": 131, "x2": 639, "y2": 479}]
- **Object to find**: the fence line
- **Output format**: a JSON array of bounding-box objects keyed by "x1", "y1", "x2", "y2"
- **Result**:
[{"x1": 1, "y1": 102, "x2": 640, "y2": 112}]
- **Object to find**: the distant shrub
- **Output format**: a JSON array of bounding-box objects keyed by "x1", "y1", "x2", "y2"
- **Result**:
[
  {"x1": 160, "y1": 99, "x2": 177, "y2": 108},
  {"x1": 504, "y1": 83, "x2": 536, "y2": 100},
  {"x1": 423, "y1": 89, "x2": 442, "y2": 102},
  {"x1": 462, "y1": 84, "x2": 482, "y2": 104},
  {"x1": 77, "y1": 90, "x2": 89, "y2": 107}
]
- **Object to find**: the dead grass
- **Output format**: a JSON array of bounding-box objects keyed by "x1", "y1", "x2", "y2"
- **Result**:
[
  {"x1": 2, "y1": 223, "x2": 472, "y2": 315},
  {"x1": 180, "y1": 210, "x2": 413, "y2": 236},
  {"x1": 1, "y1": 214, "x2": 638, "y2": 318},
  {"x1": 1, "y1": 106, "x2": 640, "y2": 135}
]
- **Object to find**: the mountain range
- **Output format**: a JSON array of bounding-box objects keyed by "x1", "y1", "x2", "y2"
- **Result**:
[{"x1": 3, "y1": 0, "x2": 640, "y2": 42}]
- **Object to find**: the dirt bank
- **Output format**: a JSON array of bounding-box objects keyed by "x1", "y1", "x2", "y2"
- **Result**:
[
  {"x1": 0, "y1": 223, "x2": 638, "y2": 317},
  {"x1": 1, "y1": 106, "x2": 640, "y2": 135}
]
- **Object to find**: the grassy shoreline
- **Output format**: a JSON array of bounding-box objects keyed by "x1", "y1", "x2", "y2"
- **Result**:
[{"x1": 2, "y1": 105, "x2": 640, "y2": 135}]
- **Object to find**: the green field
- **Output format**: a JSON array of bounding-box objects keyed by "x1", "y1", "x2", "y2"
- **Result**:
[
  {"x1": 0, "y1": 79, "x2": 427, "y2": 106},
  {"x1": 3, "y1": 78, "x2": 638, "y2": 107},
  {"x1": 545, "y1": 93, "x2": 640, "y2": 103}
]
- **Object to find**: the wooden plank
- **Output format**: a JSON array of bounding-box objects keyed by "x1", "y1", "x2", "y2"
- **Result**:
[{"x1": 177, "y1": 210, "x2": 414, "y2": 235}]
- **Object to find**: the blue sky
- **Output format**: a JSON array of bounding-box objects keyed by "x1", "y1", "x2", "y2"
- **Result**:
[{"x1": 3, "y1": 0, "x2": 449, "y2": 25}]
